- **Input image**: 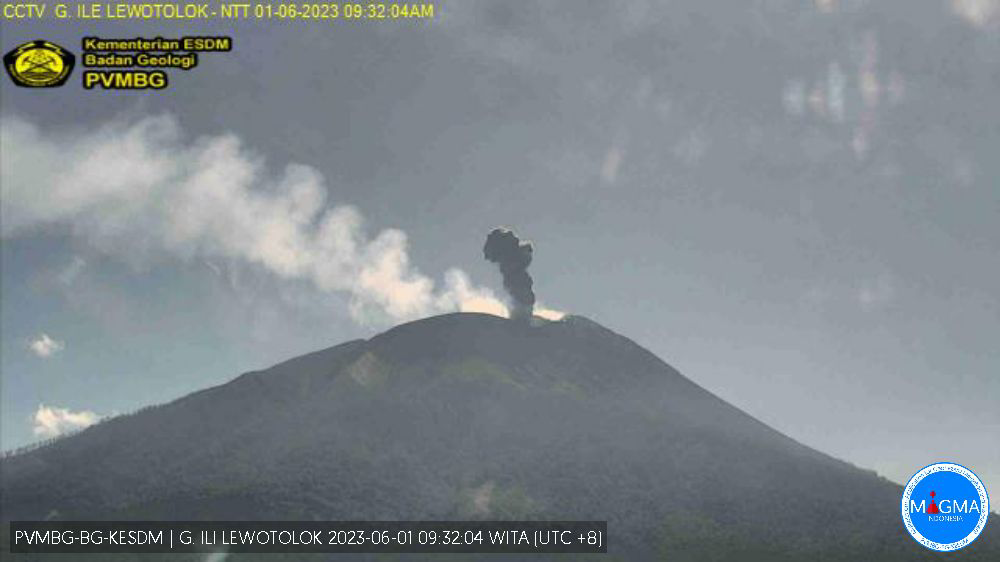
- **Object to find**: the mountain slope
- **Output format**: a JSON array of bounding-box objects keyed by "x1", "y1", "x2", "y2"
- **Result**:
[{"x1": 2, "y1": 313, "x2": 997, "y2": 560}]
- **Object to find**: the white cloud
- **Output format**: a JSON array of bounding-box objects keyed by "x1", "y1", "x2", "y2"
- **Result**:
[
  {"x1": 600, "y1": 145, "x2": 624, "y2": 184},
  {"x1": 1, "y1": 114, "x2": 510, "y2": 325},
  {"x1": 782, "y1": 79, "x2": 806, "y2": 116},
  {"x1": 435, "y1": 269, "x2": 510, "y2": 318},
  {"x1": 826, "y1": 62, "x2": 846, "y2": 123},
  {"x1": 951, "y1": 0, "x2": 999, "y2": 28},
  {"x1": 858, "y1": 274, "x2": 895, "y2": 311},
  {"x1": 57, "y1": 256, "x2": 87, "y2": 286},
  {"x1": 534, "y1": 305, "x2": 566, "y2": 321},
  {"x1": 814, "y1": 0, "x2": 838, "y2": 14},
  {"x1": 673, "y1": 129, "x2": 709, "y2": 166},
  {"x1": 28, "y1": 333, "x2": 64, "y2": 358},
  {"x1": 32, "y1": 404, "x2": 100, "y2": 438}
]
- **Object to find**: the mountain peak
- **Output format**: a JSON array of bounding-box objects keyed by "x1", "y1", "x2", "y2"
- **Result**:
[{"x1": 3, "y1": 313, "x2": 998, "y2": 559}]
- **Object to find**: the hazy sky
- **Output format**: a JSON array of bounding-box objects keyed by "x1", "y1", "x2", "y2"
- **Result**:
[{"x1": 2, "y1": 0, "x2": 998, "y2": 506}]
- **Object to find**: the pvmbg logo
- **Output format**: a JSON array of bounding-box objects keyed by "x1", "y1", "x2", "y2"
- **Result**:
[
  {"x1": 902, "y1": 462, "x2": 989, "y2": 551},
  {"x1": 3, "y1": 40, "x2": 75, "y2": 87}
]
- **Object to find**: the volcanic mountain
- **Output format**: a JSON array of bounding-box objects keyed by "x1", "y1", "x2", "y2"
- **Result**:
[{"x1": 2, "y1": 313, "x2": 997, "y2": 560}]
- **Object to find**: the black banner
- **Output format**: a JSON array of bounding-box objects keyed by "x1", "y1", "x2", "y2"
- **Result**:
[{"x1": 11, "y1": 520, "x2": 606, "y2": 554}]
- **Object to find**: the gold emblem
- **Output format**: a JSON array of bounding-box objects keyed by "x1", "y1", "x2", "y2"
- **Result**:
[{"x1": 4, "y1": 40, "x2": 75, "y2": 87}]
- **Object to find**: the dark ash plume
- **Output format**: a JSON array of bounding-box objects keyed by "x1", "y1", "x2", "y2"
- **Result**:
[{"x1": 483, "y1": 228, "x2": 535, "y2": 321}]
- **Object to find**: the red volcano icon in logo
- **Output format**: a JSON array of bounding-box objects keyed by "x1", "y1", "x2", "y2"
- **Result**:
[{"x1": 927, "y1": 491, "x2": 940, "y2": 514}]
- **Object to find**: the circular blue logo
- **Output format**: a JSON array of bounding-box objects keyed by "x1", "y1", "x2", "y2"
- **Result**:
[{"x1": 901, "y1": 462, "x2": 989, "y2": 551}]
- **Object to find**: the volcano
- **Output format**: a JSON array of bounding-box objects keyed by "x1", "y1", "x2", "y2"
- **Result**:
[{"x1": 2, "y1": 313, "x2": 997, "y2": 560}]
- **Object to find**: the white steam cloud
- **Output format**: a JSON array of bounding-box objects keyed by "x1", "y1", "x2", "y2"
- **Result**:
[
  {"x1": 952, "y1": 0, "x2": 999, "y2": 28},
  {"x1": 1, "y1": 115, "x2": 509, "y2": 324},
  {"x1": 32, "y1": 404, "x2": 100, "y2": 438},
  {"x1": 28, "y1": 333, "x2": 64, "y2": 358}
]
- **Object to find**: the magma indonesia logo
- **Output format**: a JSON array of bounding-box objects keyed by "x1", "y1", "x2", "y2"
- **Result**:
[
  {"x1": 902, "y1": 462, "x2": 990, "y2": 552},
  {"x1": 3, "y1": 40, "x2": 75, "y2": 87}
]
